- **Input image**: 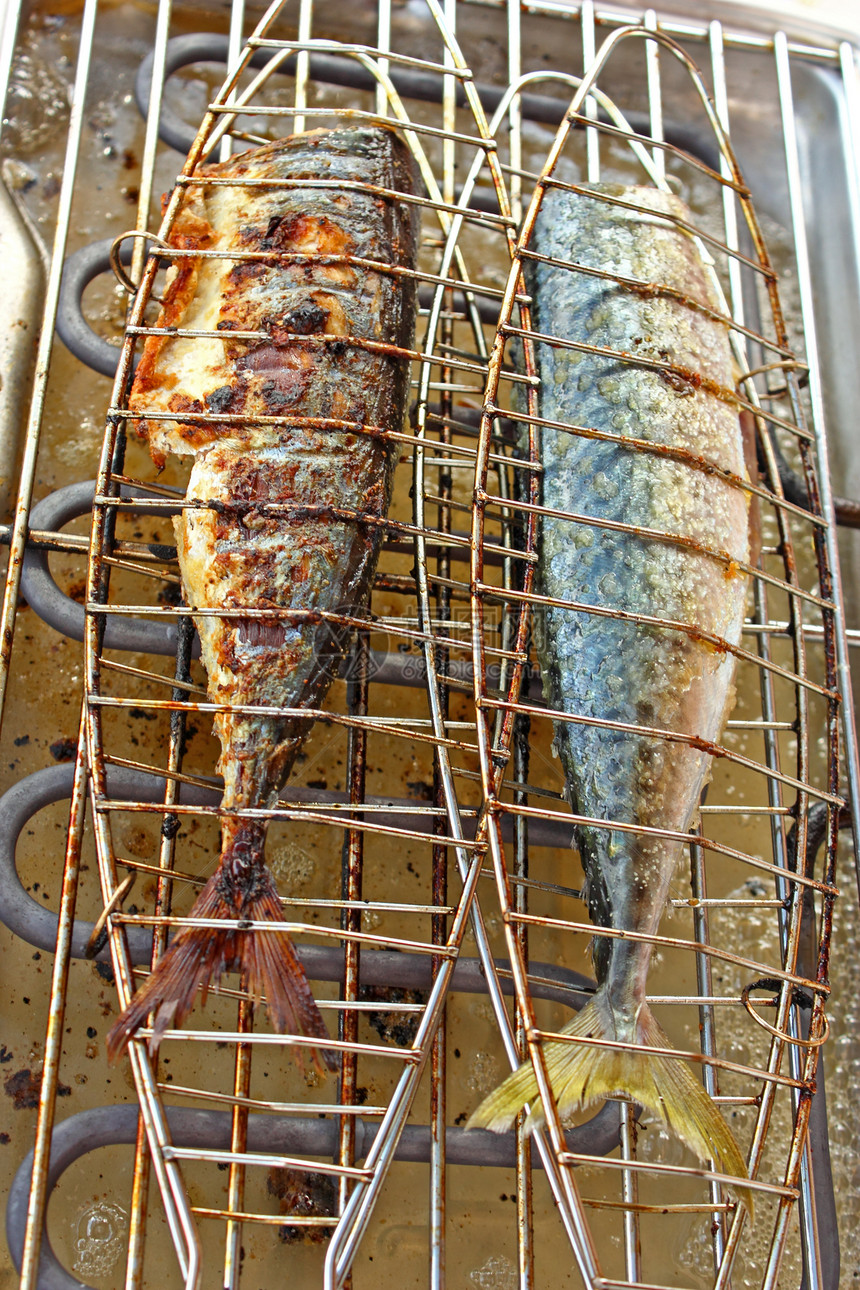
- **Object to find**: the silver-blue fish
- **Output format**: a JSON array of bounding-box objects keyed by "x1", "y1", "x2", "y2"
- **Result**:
[{"x1": 470, "y1": 184, "x2": 753, "y2": 1210}]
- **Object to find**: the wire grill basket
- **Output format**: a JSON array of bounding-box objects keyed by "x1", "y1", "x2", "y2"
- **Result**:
[
  {"x1": 75, "y1": 3, "x2": 525, "y2": 1285},
  {"x1": 470, "y1": 22, "x2": 846, "y2": 1287}
]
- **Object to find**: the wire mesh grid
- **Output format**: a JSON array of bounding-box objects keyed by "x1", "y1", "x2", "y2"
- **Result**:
[{"x1": 0, "y1": 1, "x2": 859, "y2": 1289}]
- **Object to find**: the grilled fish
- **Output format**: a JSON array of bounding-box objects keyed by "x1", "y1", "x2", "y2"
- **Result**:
[
  {"x1": 107, "y1": 127, "x2": 418, "y2": 1065},
  {"x1": 469, "y1": 185, "x2": 753, "y2": 1207}
]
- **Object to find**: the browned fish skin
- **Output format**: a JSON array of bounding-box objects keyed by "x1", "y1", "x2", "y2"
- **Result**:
[{"x1": 107, "y1": 127, "x2": 418, "y2": 1065}]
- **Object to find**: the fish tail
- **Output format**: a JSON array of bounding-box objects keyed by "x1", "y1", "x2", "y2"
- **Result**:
[
  {"x1": 106, "y1": 854, "x2": 337, "y2": 1072},
  {"x1": 467, "y1": 989, "x2": 753, "y2": 1216}
]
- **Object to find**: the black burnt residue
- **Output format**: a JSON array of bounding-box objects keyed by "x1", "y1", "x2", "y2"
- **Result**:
[
  {"x1": 5, "y1": 1069, "x2": 70, "y2": 1109},
  {"x1": 238, "y1": 217, "x2": 292, "y2": 251},
  {"x1": 205, "y1": 385, "x2": 238, "y2": 414},
  {"x1": 267, "y1": 1166, "x2": 336, "y2": 1245},
  {"x1": 249, "y1": 213, "x2": 314, "y2": 253},
  {"x1": 358, "y1": 984, "x2": 428, "y2": 1047},
  {"x1": 147, "y1": 543, "x2": 178, "y2": 561},
  {"x1": 167, "y1": 394, "x2": 205, "y2": 416},
  {"x1": 264, "y1": 215, "x2": 283, "y2": 241},
  {"x1": 156, "y1": 581, "x2": 183, "y2": 609},
  {"x1": 161, "y1": 814, "x2": 181, "y2": 840},
  {"x1": 259, "y1": 381, "x2": 295, "y2": 412},
  {"x1": 282, "y1": 301, "x2": 327, "y2": 335},
  {"x1": 49, "y1": 738, "x2": 76, "y2": 763},
  {"x1": 228, "y1": 261, "x2": 267, "y2": 287}
]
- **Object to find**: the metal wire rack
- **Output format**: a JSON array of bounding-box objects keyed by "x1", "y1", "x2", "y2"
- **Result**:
[{"x1": 0, "y1": 1, "x2": 859, "y2": 1289}]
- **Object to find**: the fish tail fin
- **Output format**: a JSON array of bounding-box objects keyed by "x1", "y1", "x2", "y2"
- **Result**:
[
  {"x1": 467, "y1": 990, "x2": 753, "y2": 1216},
  {"x1": 106, "y1": 866, "x2": 337, "y2": 1073}
]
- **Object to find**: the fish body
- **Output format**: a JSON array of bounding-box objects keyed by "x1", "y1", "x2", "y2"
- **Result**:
[
  {"x1": 470, "y1": 185, "x2": 753, "y2": 1206},
  {"x1": 107, "y1": 127, "x2": 417, "y2": 1063}
]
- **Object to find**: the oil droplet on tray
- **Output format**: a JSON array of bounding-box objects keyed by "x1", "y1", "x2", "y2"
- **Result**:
[
  {"x1": 72, "y1": 1201, "x2": 127, "y2": 1278},
  {"x1": 466, "y1": 1050, "x2": 501, "y2": 1093},
  {"x1": 269, "y1": 841, "x2": 315, "y2": 885},
  {"x1": 470, "y1": 1253, "x2": 517, "y2": 1289}
]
